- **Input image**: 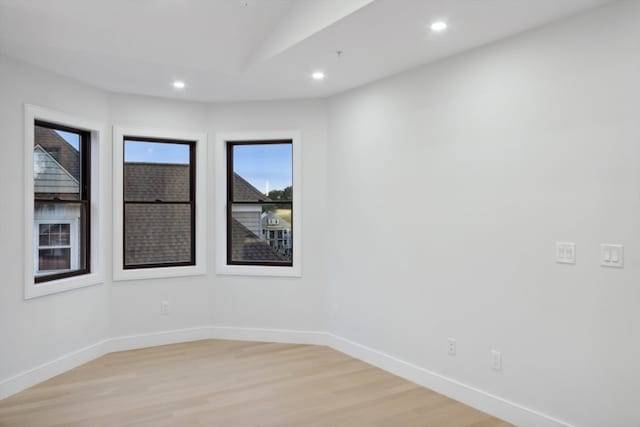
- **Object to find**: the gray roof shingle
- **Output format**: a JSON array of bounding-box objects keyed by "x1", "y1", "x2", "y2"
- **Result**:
[
  {"x1": 232, "y1": 173, "x2": 271, "y2": 202},
  {"x1": 125, "y1": 204, "x2": 192, "y2": 265},
  {"x1": 231, "y1": 218, "x2": 287, "y2": 262},
  {"x1": 123, "y1": 163, "x2": 284, "y2": 264},
  {"x1": 125, "y1": 162, "x2": 190, "y2": 201},
  {"x1": 124, "y1": 162, "x2": 192, "y2": 265}
]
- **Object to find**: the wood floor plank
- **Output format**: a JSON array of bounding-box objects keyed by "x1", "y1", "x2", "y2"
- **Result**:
[{"x1": 0, "y1": 340, "x2": 512, "y2": 427}]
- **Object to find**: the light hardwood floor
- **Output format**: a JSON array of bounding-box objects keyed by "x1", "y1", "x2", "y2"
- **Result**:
[{"x1": 0, "y1": 340, "x2": 512, "y2": 427}]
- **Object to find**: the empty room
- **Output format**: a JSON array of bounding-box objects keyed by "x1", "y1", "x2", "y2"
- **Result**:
[{"x1": 0, "y1": 0, "x2": 637, "y2": 426}]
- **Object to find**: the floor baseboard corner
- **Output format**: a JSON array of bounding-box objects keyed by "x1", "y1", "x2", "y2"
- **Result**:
[
  {"x1": 326, "y1": 334, "x2": 574, "y2": 427},
  {"x1": 0, "y1": 340, "x2": 107, "y2": 401}
]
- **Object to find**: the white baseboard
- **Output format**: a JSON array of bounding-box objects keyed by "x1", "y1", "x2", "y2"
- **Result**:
[
  {"x1": 0, "y1": 339, "x2": 107, "y2": 400},
  {"x1": 106, "y1": 326, "x2": 326, "y2": 353},
  {"x1": 327, "y1": 334, "x2": 573, "y2": 427},
  {"x1": 107, "y1": 326, "x2": 212, "y2": 353},
  {"x1": 0, "y1": 328, "x2": 572, "y2": 427},
  {"x1": 209, "y1": 326, "x2": 327, "y2": 345},
  {"x1": 0, "y1": 326, "x2": 325, "y2": 400}
]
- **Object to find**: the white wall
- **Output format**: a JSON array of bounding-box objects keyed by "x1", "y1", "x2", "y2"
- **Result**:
[
  {"x1": 326, "y1": 2, "x2": 640, "y2": 427},
  {"x1": 0, "y1": 55, "x2": 110, "y2": 381},
  {"x1": 1, "y1": 1, "x2": 638, "y2": 425},
  {"x1": 0, "y1": 59, "x2": 329, "y2": 388},
  {"x1": 107, "y1": 94, "x2": 211, "y2": 338},
  {"x1": 209, "y1": 100, "x2": 328, "y2": 332},
  {"x1": 107, "y1": 95, "x2": 328, "y2": 338}
]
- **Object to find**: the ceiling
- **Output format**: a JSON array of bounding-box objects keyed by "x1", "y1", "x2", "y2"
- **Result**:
[{"x1": 0, "y1": 0, "x2": 614, "y2": 102}]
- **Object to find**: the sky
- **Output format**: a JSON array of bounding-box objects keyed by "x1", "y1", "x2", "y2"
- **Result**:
[
  {"x1": 124, "y1": 140, "x2": 190, "y2": 164},
  {"x1": 55, "y1": 130, "x2": 79, "y2": 150},
  {"x1": 233, "y1": 144, "x2": 292, "y2": 193}
]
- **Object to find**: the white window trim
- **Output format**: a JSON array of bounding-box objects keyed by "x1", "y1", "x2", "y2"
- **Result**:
[
  {"x1": 112, "y1": 126, "x2": 207, "y2": 281},
  {"x1": 215, "y1": 131, "x2": 302, "y2": 277},
  {"x1": 24, "y1": 104, "x2": 105, "y2": 299},
  {"x1": 34, "y1": 218, "x2": 79, "y2": 275}
]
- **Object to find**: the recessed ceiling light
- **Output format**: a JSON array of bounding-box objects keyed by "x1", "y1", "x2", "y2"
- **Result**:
[
  {"x1": 430, "y1": 21, "x2": 448, "y2": 32},
  {"x1": 312, "y1": 71, "x2": 325, "y2": 81},
  {"x1": 172, "y1": 80, "x2": 186, "y2": 89}
]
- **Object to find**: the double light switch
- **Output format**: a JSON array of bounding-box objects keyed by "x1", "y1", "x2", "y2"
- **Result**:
[{"x1": 601, "y1": 244, "x2": 624, "y2": 268}]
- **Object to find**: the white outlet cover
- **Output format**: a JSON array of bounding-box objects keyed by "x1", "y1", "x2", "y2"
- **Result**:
[
  {"x1": 601, "y1": 244, "x2": 624, "y2": 268},
  {"x1": 448, "y1": 338, "x2": 456, "y2": 356},
  {"x1": 161, "y1": 301, "x2": 169, "y2": 314},
  {"x1": 491, "y1": 350, "x2": 502, "y2": 371},
  {"x1": 556, "y1": 242, "x2": 576, "y2": 264}
]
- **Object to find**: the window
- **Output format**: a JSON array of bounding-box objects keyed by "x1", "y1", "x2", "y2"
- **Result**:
[
  {"x1": 216, "y1": 131, "x2": 301, "y2": 277},
  {"x1": 33, "y1": 121, "x2": 90, "y2": 283},
  {"x1": 227, "y1": 141, "x2": 293, "y2": 266},
  {"x1": 113, "y1": 127, "x2": 207, "y2": 281},
  {"x1": 36, "y1": 222, "x2": 75, "y2": 272},
  {"x1": 24, "y1": 105, "x2": 104, "y2": 299},
  {"x1": 123, "y1": 138, "x2": 195, "y2": 269}
]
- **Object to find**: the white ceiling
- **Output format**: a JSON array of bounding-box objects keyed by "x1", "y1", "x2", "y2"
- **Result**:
[{"x1": 0, "y1": 0, "x2": 614, "y2": 102}]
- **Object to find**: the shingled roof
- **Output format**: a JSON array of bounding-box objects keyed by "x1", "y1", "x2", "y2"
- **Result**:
[
  {"x1": 232, "y1": 173, "x2": 271, "y2": 202},
  {"x1": 122, "y1": 162, "x2": 284, "y2": 264},
  {"x1": 125, "y1": 203, "x2": 192, "y2": 265},
  {"x1": 125, "y1": 162, "x2": 190, "y2": 201},
  {"x1": 231, "y1": 218, "x2": 287, "y2": 262},
  {"x1": 123, "y1": 162, "x2": 191, "y2": 265}
]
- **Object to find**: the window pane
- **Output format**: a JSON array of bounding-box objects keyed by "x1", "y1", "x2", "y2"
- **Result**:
[
  {"x1": 39, "y1": 248, "x2": 71, "y2": 271},
  {"x1": 39, "y1": 224, "x2": 51, "y2": 247},
  {"x1": 39, "y1": 223, "x2": 71, "y2": 246},
  {"x1": 34, "y1": 125, "x2": 82, "y2": 201},
  {"x1": 124, "y1": 140, "x2": 191, "y2": 202},
  {"x1": 35, "y1": 202, "x2": 87, "y2": 279},
  {"x1": 124, "y1": 204, "x2": 193, "y2": 266},
  {"x1": 232, "y1": 144, "x2": 292, "y2": 202},
  {"x1": 230, "y1": 204, "x2": 292, "y2": 263}
]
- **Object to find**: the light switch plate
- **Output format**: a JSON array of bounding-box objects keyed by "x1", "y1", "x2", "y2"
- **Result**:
[
  {"x1": 556, "y1": 242, "x2": 576, "y2": 264},
  {"x1": 601, "y1": 244, "x2": 624, "y2": 268}
]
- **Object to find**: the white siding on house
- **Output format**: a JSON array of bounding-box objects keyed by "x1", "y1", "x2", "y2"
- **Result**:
[
  {"x1": 33, "y1": 146, "x2": 79, "y2": 195},
  {"x1": 231, "y1": 207, "x2": 262, "y2": 237}
]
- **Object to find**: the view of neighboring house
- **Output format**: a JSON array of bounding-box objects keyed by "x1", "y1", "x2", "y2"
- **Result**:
[
  {"x1": 33, "y1": 126, "x2": 82, "y2": 276},
  {"x1": 231, "y1": 173, "x2": 291, "y2": 262},
  {"x1": 231, "y1": 173, "x2": 269, "y2": 237},
  {"x1": 260, "y1": 211, "x2": 291, "y2": 258}
]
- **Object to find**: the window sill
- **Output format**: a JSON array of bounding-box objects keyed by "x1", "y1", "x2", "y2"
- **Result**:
[
  {"x1": 25, "y1": 273, "x2": 103, "y2": 299},
  {"x1": 113, "y1": 265, "x2": 206, "y2": 282},
  {"x1": 216, "y1": 264, "x2": 301, "y2": 278}
]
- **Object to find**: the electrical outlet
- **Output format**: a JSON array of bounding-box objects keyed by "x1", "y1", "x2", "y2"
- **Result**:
[
  {"x1": 448, "y1": 338, "x2": 456, "y2": 356},
  {"x1": 160, "y1": 301, "x2": 169, "y2": 315},
  {"x1": 491, "y1": 350, "x2": 502, "y2": 371},
  {"x1": 556, "y1": 242, "x2": 576, "y2": 264}
]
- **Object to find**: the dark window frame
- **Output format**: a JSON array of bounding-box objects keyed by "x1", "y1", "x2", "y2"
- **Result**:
[
  {"x1": 34, "y1": 120, "x2": 91, "y2": 284},
  {"x1": 226, "y1": 140, "x2": 293, "y2": 267},
  {"x1": 123, "y1": 136, "x2": 196, "y2": 270}
]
